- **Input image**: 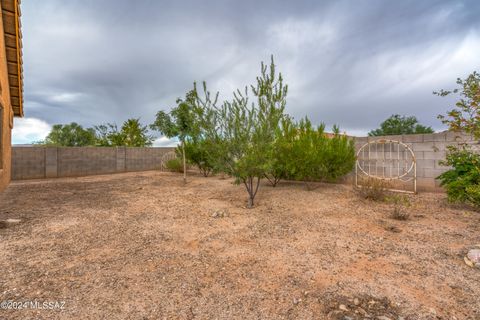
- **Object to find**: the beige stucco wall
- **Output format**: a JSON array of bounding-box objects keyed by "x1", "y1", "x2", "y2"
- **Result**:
[{"x1": 0, "y1": 2, "x2": 14, "y2": 192}]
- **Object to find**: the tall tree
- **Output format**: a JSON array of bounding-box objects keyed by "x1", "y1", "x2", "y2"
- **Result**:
[
  {"x1": 368, "y1": 114, "x2": 434, "y2": 136},
  {"x1": 150, "y1": 90, "x2": 199, "y2": 184},
  {"x1": 39, "y1": 122, "x2": 96, "y2": 146},
  {"x1": 435, "y1": 71, "x2": 480, "y2": 207},
  {"x1": 201, "y1": 56, "x2": 287, "y2": 207},
  {"x1": 94, "y1": 118, "x2": 153, "y2": 147},
  {"x1": 120, "y1": 118, "x2": 154, "y2": 147},
  {"x1": 435, "y1": 71, "x2": 480, "y2": 139}
]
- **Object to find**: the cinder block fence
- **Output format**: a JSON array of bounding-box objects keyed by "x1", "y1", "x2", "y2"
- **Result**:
[
  {"x1": 12, "y1": 147, "x2": 175, "y2": 180},
  {"x1": 353, "y1": 131, "x2": 477, "y2": 192},
  {"x1": 11, "y1": 131, "x2": 478, "y2": 192}
]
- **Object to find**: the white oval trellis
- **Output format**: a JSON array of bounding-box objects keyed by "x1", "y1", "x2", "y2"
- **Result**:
[
  {"x1": 355, "y1": 139, "x2": 417, "y2": 193},
  {"x1": 161, "y1": 151, "x2": 177, "y2": 170}
]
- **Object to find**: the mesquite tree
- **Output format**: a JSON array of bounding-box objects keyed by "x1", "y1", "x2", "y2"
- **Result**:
[
  {"x1": 151, "y1": 90, "x2": 199, "y2": 184},
  {"x1": 198, "y1": 56, "x2": 287, "y2": 207},
  {"x1": 436, "y1": 71, "x2": 480, "y2": 139}
]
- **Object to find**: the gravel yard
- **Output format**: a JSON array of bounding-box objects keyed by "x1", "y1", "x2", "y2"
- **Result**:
[{"x1": 0, "y1": 171, "x2": 479, "y2": 319}]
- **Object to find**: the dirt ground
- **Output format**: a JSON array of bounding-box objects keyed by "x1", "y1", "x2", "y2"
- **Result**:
[{"x1": 0, "y1": 171, "x2": 479, "y2": 319}]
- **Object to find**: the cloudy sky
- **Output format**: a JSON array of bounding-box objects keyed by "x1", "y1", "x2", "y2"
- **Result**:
[{"x1": 12, "y1": 0, "x2": 480, "y2": 144}]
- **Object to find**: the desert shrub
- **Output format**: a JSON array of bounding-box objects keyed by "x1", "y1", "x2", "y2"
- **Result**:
[
  {"x1": 385, "y1": 194, "x2": 411, "y2": 206},
  {"x1": 357, "y1": 177, "x2": 390, "y2": 201},
  {"x1": 391, "y1": 206, "x2": 410, "y2": 220},
  {"x1": 465, "y1": 184, "x2": 480, "y2": 207},
  {"x1": 322, "y1": 126, "x2": 356, "y2": 181},
  {"x1": 287, "y1": 118, "x2": 329, "y2": 189},
  {"x1": 264, "y1": 117, "x2": 296, "y2": 187},
  {"x1": 277, "y1": 118, "x2": 356, "y2": 190},
  {"x1": 387, "y1": 194, "x2": 411, "y2": 220},
  {"x1": 435, "y1": 71, "x2": 480, "y2": 209},
  {"x1": 182, "y1": 139, "x2": 216, "y2": 177},
  {"x1": 165, "y1": 158, "x2": 184, "y2": 173},
  {"x1": 437, "y1": 146, "x2": 480, "y2": 208}
]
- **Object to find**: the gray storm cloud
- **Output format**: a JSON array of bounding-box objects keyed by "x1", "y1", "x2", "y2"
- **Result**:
[{"x1": 16, "y1": 0, "x2": 480, "y2": 143}]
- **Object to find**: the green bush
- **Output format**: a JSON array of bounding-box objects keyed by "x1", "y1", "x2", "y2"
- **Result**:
[
  {"x1": 437, "y1": 146, "x2": 480, "y2": 208},
  {"x1": 182, "y1": 139, "x2": 216, "y2": 177},
  {"x1": 165, "y1": 158, "x2": 184, "y2": 173},
  {"x1": 280, "y1": 118, "x2": 356, "y2": 189},
  {"x1": 264, "y1": 118, "x2": 296, "y2": 186},
  {"x1": 323, "y1": 126, "x2": 357, "y2": 181}
]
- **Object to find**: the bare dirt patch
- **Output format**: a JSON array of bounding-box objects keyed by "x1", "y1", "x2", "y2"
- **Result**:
[{"x1": 0, "y1": 171, "x2": 479, "y2": 319}]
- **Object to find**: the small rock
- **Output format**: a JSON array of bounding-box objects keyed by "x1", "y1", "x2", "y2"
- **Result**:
[
  {"x1": 376, "y1": 316, "x2": 391, "y2": 320},
  {"x1": 211, "y1": 209, "x2": 229, "y2": 218},
  {"x1": 353, "y1": 298, "x2": 360, "y2": 306},
  {"x1": 339, "y1": 304, "x2": 349, "y2": 312},
  {"x1": 466, "y1": 248, "x2": 480, "y2": 268},
  {"x1": 5, "y1": 218, "x2": 21, "y2": 224}
]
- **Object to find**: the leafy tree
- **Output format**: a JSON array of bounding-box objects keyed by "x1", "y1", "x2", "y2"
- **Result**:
[
  {"x1": 368, "y1": 114, "x2": 434, "y2": 136},
  {"x1": 94, "y1": 118, "x2": 153, "y2": 147},
  {"x1": 435, "y1": 71, "x2": 480, "y2": 208},
  {"x1": 435, "y1": 71, "x2": 480, "y2": 139},
  {"x1": 437, "y1": 145, "x2": 480, "y2": 208},
  {"x1": 150, "y1": 90, "x2": 199, "y2": 184},
  {"x1": 39, "y1": 122, "x2": 96, "y2": 146},
  {"x1": 198, "y1": 56, "x2": 287, "y2": 207},
  {"x1": 120, "y1": 118, "x2": 154, "y2": 147},
  {"x1": 93, "y1": 123, "x2": 123, "y2": 146},
  {"x1": 182, "y1": 139, "x2": 216, "y2": 177},
  {"x1": 264, "y1": 117, "x2": 295, "y2": 187}
]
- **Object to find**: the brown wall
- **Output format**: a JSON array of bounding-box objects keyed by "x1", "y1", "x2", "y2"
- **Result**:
[
  {"x1": 12, "y1": 147, "x2": 176, "y2": 180},
  {"x1": 0, "y1": 2, "x2": 13, "y2": 192}
]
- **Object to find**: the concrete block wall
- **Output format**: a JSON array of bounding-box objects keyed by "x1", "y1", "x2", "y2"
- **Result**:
[
  {"x1": 10, "y1": 132, "x2": 477, "y2": 192},
  {"x1": 125, "y1": 147, "x2": 171, "y2": 171},
  {"x1": 353, "y1": 131, "x2": 477, "y2": 192},
  {"x1": 12, "y1": 146, "x2": 175, "y2": 180}
]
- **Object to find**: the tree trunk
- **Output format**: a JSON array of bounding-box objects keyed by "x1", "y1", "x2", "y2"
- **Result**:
[
  {"x1": 244, "y1": 176, "x2": 261, "y2": 208},
  {"x1": 182, "y1": 140, "x2": 186, "y2": 184},
  {"x1": 265, "y1": 174, "x2": 281, "y2": 187}
]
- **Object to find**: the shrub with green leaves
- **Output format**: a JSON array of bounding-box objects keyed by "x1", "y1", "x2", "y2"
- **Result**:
[
  {"x1": 437, "y1": 146, "x2": 480, "y2": 208},
  {"x1": 284, "y1": 118, "x2": 356, "y2": 190},
  {"x1": 182, "y1": 139, "x2": 216, "y2": 177},
  {"x1": 323, "y1": 126, "x2": 356, "y2": 181},
  {"x1": 165, "y1": 158, "x2": 184, "y2": 173},
  {"x1": 435, "y1": 71, "x2": 480, "y2": 209},
  {"x1": 264, "y1": 117, "x2": 296, "y2": 187},
  {"x1": 189, "y1": 57, "x2": 355, "y2": 205}
]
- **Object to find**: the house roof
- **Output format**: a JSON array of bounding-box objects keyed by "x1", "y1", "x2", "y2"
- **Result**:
[{"x1": 1, "y1": 0, "x2": 22, "y2": 117}]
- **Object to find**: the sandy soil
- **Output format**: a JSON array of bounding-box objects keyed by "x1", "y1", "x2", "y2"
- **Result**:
[{"x1": 0, "y1": 171, "x2": 479, "y2": 319}]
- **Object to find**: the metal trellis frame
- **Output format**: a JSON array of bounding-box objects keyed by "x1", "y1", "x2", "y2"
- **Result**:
[{"x1": 355, "y1": 139, "x2": 417, "y2": 194}]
